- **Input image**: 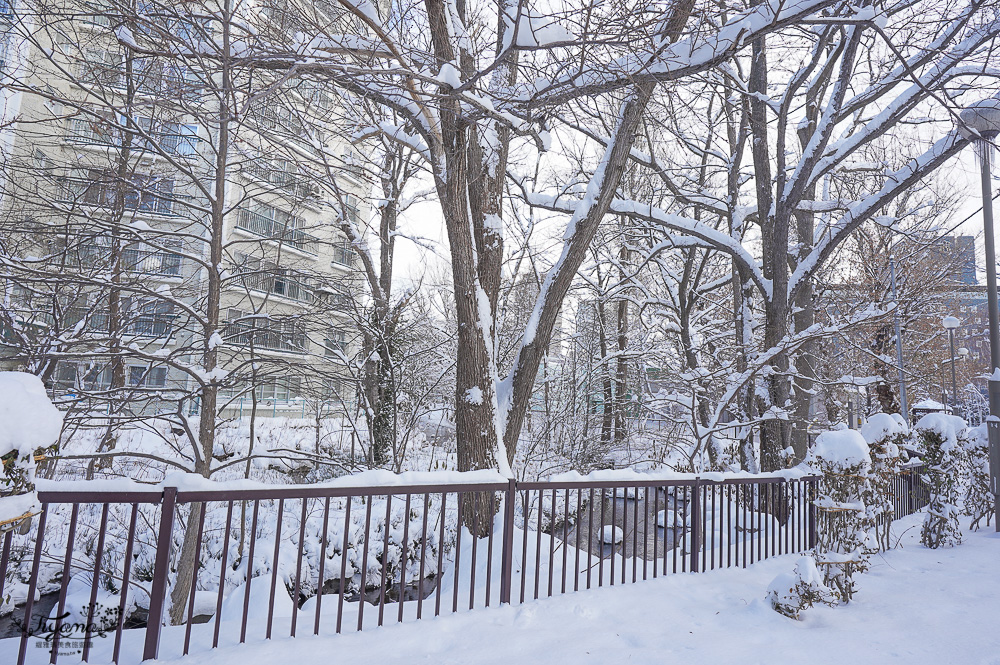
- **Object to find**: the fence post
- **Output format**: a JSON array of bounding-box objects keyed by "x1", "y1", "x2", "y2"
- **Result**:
[
  {"x1": 807, "y1": 478, "x2": 818, "y2": 550},
  {"x1": 906, "y1": 469, "x2": 915, "y2": 516},
  {"x1": 499, "y1": 478, "x2": 516, "y2": 604},
  {"x1": 143, "y1": 486, "x2": 178, "y2": 661},
  {"x1": 691, "y1": 477, "x2": 701, "y2": 573}
]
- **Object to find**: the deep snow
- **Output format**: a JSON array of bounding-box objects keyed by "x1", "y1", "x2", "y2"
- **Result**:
[{"x1": 146, "y1": 513, "x2": 1000, "y2": 665}]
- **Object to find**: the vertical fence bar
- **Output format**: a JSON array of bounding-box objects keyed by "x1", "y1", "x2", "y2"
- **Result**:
[
  {"x1": 610, "y1": 489, "x2": 617, "y2": 585},
  {"x1": 316, "y1": 497, "x2": 331, "y2": 634},
  {"x1": 562, "y1": 488, "x2": 570, "y2": 594},
  {"x1": 485, "y1": 491, "x2": 495, "y2": 607},
  {"x1": 520, "y1": 490, "x2": 529, "y2": 602},
  {"x1": 400, "y1": 494, "x2": 412, "y2": 619},
  {"x1": 631, "y1": 488, "x2": 639, "y2": 583},
  {"x1": 691, "y1": 478, "x2": 701, "y2": 573},
  {"x1": 469, "y1": 493, "x2": 479, "y2": 610},
  {"x1": 599, "y1": 489, "x2": 607, "y2": 585},
  {"x1": 214, "y1": 500, "x2": 234, "y2": 648},
  {"x1": 547, "y1": 489, "x2": 556, "y2": 597},
  {"x1": 358, "y1": 496, "x2": 373, "y2": 629},
  {"x1": 50, "y1": 503, "x2": 79, "y2": 664},
  {"x1": 709, "y1": 484, "x2": 716, "y2": 570},
  {"x1": 642, "y1": 487, "x2": 649, "y2": 580},
  {"x1": 378, "y1": 494, "x2": 393, "y2": 626},
  {"x1": 267, "y1": 499, "x2": 285, "y2": 639},
  {"x1": 435, "y1": 492, "x2": 446, "y2": 617},
  {"x1": 17, "y1": 505, "x2": 47, "y2": 665},
  {"x1": 500, "y1": 480, "x2": 516, "y2": 605},
  {"x1": 587, "y1": 488, "x2": 595, "y2": 589},
  {"x1": 534, "y1": 490, "x2": 542, "y2": 599},
  {"x1": 653, "y1": 486, "x2": 660, "y2": 578},
  {"x1": 111, "y1": 503, "x2": 139, "y2": 664},
  {"x1": 677, "y1": 487, "x2": 684, "y2": 573},
  {"x1": 240, "y1": 499, "x2": 260, "y2": 644},
  {"x1": 336, "y1": 496, "x2": 352, "y2": 633},
  {"x1": 143, "y1": 487, "x2": 176, "y2": 661},
  {"x1": 575, "y1": 488, "x2": 582, "y2": 591},
  {"x1": 453, "y1": 492, "x2": 463, "y2": 613},
  {"x1": 416, "y1": 493, "x2": 430, "y2": 619},
  {"x1": 182, "y1": 502, "x2": 207, "y2": 655},
  {"x1": 808, "y1": 479, "x2": 818, "y2": 549},
  {"x1": 292, "y1": 498, "x2": 309, "y2": 636},
  {"x1": 82, "y1": 503, "x2": 110, "y2": 662}
]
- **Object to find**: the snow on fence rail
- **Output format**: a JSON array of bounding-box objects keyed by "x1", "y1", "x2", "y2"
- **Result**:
[{"x1": 0, "y1": 466, "x2": 930, "y2": 665}]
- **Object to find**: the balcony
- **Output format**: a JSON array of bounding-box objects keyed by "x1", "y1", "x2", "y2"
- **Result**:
[
  {"x1": 65, "y1": 307, "x2": 175, "y2": 338},
  {"x1": 235, "y1": 207, "x2": 318, "y2": 255},
  {"x1": 224, "y1": 319, "x2": 308, "y2": 354},
  {"x1": 236, "y1": 270, "x2": 313, "y2": 303},
  {"x1": 75, "y1": 245, "x2": 183, "y2": 277},
  {"x1": 59, "y1": 174, "x2": 187, "y2": 217}
]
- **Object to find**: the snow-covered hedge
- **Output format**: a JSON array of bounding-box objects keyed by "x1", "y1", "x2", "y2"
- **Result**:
[{"x1": 914, "y1": 413, "x2": 965, "y2": 548}]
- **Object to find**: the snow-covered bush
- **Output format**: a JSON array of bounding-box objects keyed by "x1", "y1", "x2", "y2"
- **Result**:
[
  {"x1": 860, "y1": 413, "x2": 908, "y2": 551},
  {"x1": 809, "y1": 429, "x2": 874, "y2": 603},
  {"x1": 914, "y1": 413, "x2": 965, "y2": 548},
  {"x1": 0, "y1": 372, "x2": 63, "y2": 528},
  {"x1": 766, "y1": 555, "x2": 837, "y2": 619},
  {"x1": 960, "y1": 424, "x2": 993, "y2": 531}
]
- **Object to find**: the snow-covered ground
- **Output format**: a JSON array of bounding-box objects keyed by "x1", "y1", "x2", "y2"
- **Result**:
[{"x1": 148, "y1": 514, "x2": 999, "y2": 665}]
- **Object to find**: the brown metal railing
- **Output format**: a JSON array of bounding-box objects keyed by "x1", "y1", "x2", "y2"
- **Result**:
[{"x1": 1, "y1": 466, "x2": 928, "y2": 665}]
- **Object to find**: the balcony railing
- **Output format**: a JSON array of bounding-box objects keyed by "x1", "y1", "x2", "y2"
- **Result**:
[
  {"x1": 236, "y1": 270, "x2": 313, "y2": 303},
  {"x1": 224, "y1": 319, "x2": 308, "y2": 354},
  {"x1": 75, "y1": 245, "x2": 183, "y2": 277},
  {"x1": 65, "y1": 307, "x2": 174, "y2": 338},
  {"x1": 234, "y1": 207, "x2": 318, "y2": 255},
  {"x1": 59, "y1": 177, "x2": 188, "y2": 217}
]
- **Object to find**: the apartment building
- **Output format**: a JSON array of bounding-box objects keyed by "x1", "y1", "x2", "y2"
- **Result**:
[{"x1": 0, "y1": 0, "x2": 367, "y2": 419}]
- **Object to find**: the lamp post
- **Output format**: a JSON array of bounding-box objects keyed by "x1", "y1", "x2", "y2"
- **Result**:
[
  {"x1": 959, "y1": 97, "x2": 1000, "y2": 532},
  {"x1": 943, "y1": 315, "x2": 960, "y2": 413}
]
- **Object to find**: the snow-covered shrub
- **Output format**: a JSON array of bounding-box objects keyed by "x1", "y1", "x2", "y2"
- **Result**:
[
  {"x1": 766, "y1": 555, "x2": 837, "y2": 619},
  {"x1": 914, "y1": 413, "x2": 965, "y2": 548},
  {"x1": 960, "y1": 424, "x2": 993, "y2": 531},
  {"x1": 860, "y1": 413, "x2": 908, "y2": 550},
  {"x1": 809, "y1": 429, "x2": 874, "y2": 603},
  {"x1": 0, "y1": 373, "x2": 63, "y2": 532}
]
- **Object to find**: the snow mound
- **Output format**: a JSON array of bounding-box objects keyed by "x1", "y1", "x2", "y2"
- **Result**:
[
  {"x1": 811, "y1": 429, "x2": 870, "y2": 469},
  {"x1": 914, "y1": 413, "x2": 966, "y2": 453},
  {"x1": 600, "y1": 525, "x2": 624, "y2": 544},
  {"x1": 861, "y1": 413, "x2": 908, "y2": 443},
  {"x1": 656, "y1": 509, "x2": 690, "y2": 529},
  {"x1": 0, "y1": 371, "x2": 63, "y2": 459}
]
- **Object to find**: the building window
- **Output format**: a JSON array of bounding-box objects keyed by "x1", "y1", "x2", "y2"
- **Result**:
[
  {"x1": 129, "y1": 366, "x2": 167, "y2": 388},
  {"x1": 324, "y1": 329, "x2": 347, "y2": 356}
]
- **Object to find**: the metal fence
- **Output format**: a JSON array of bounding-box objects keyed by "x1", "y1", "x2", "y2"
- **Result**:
[{"x1": 1, "y1": 466, "x2": 929, "y2": 665}]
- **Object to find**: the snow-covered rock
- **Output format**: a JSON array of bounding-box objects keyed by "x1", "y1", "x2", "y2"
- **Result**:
[{"x1": 600, "y1": 525, "x2": 624, "y2": 544}]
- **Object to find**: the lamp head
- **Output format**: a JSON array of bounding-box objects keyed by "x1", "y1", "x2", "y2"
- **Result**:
[
  {"x1": 959, "y1": 98, "x2": 1000, "y2": 141},
  {"x1": 943, "y1": 315, "x2": 961, "y2": 330}
]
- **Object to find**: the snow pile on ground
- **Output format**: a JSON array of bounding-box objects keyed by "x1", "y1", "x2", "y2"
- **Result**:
[{"x1": 141, "y1": 514, "x2": 999, "y2": 665}]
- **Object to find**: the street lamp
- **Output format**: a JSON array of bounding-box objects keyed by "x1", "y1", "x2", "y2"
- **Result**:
[
  {"x1": 959, "y1": 97, "x2": 1000, "y2": 532},
  {"x1": 943, "y1": 315, "x2": 960, "y2": 414}
]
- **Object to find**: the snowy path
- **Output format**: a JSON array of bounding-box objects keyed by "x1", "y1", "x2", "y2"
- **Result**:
[{"x1": 151, "y1": 514, "x2": 1000, "y2": 665}]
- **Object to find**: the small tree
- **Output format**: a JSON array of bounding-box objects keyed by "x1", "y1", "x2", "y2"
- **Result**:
[
  {"x1": 915, "y1": 414, "x2": 965, "y2": 548},
  {"x1": 860, "y1": 413, "x2": 908, "y2": 551},
  {"x1": 961, "y1": 424, "x2": 993, "y2": 531}
]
